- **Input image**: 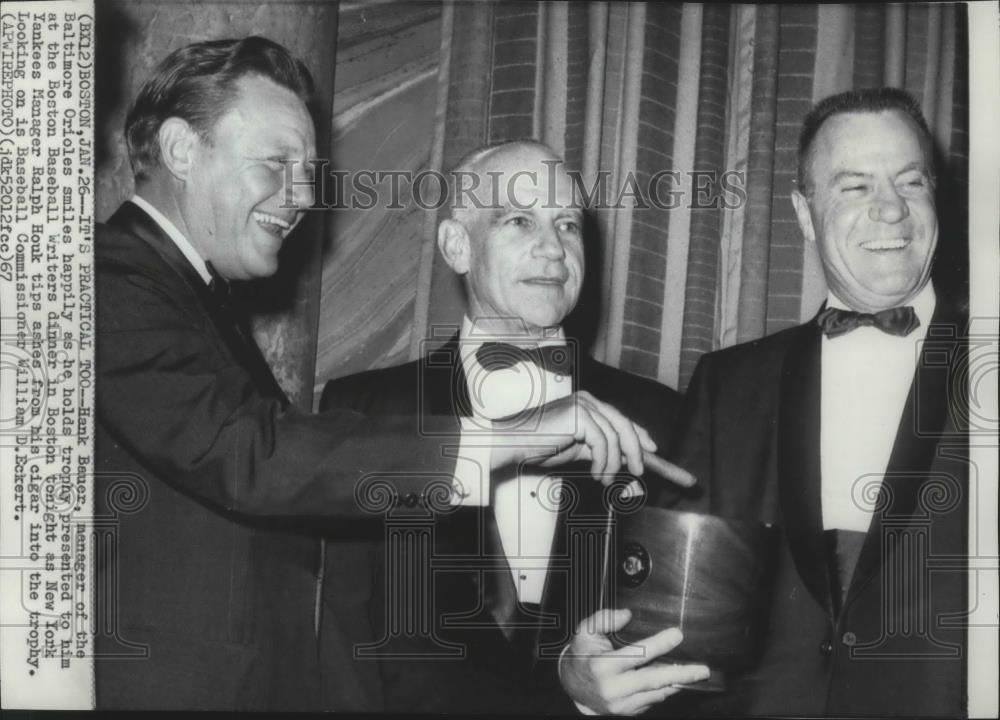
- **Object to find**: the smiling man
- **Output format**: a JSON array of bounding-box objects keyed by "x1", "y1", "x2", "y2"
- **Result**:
[
  {"x1": 173, "y1": 73, "x2": 314, "y2": 278},
  {"x1": 318, "y1": 141, "x2": 703, "y2": 713},
  {"x1": 95, "y1": 41, "x2": 663, "y2": 711},
  {"x1": 599, "y1": 87, "x2": 969, "y2": 717},
  {"x1": 790, "y1": 99, "x2": 939, "y2": 315}
]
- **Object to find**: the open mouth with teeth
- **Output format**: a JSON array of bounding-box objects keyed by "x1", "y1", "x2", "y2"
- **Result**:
[
  {"x1": 253, "y1": 211, "x2": 294, "y2": 239},
  {"x1": 859, "y1": 237, "x2": 909, "y2": 251}
]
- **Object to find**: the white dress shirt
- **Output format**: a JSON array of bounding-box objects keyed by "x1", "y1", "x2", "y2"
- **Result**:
[
  {"x1": 453, "y1": 317, "x2": 571, "y2": 603},
  {"x1": 820, "y1": 283, "x2": 936, "y2": 532}
]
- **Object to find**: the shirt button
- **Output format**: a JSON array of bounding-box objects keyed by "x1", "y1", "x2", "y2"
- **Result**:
[
  {"x1": 819, "y1": 641, "x2": 834, "y2": 656},
  {"x1": 842, "y1": 631, "x2": 857, "y2": 646},
  {"x1": 554, "y1": 374, "x2": 563, "y2": 382},
  {"x1": 519, "y1": 574, "x2": 527, "y2": 581}
]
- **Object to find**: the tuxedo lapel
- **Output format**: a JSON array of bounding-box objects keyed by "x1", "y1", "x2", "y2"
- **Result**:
[
  {"x1": 778, "y1": 323, "x2": 835, "y2": 619},
  {"x1": 845, "y1": 301, "x2": 958, "y2": 603},
  {"x1": 419, "y1": 334, "x2": 470, "y2": 418}
]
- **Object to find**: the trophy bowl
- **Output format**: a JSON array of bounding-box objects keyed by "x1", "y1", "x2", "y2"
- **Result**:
[{"x1": 610, "y1": 506, "x2": 779, "y2": 691}]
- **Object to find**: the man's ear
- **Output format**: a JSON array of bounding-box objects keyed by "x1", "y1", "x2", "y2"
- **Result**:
[
  {"x1": 437, "y1": 219, "x2": 471, "y2": 275},
  {"x1": 790, "y1": 189, "x2": 816, "y2": 244},
  {"x1": 157, "y1": 117, "x2": 200, "y2": 181}
]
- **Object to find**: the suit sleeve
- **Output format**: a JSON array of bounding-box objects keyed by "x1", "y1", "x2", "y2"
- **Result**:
[{"x1": 97, "y1": 266, "x2": 458, "y2": 519}]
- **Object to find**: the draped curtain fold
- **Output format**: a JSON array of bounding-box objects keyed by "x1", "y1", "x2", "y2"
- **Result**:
[{"x1": 678, "y1": 3, "x2": 731, "y2": 385}]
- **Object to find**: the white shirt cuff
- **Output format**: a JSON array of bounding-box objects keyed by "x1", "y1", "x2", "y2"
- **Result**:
[{"x1": 450, "y1": 417, "x2": 492, "y2": 506}]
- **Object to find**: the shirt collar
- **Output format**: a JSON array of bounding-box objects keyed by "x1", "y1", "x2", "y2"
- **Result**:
[
  {"x1": 130, "y1": 194, "x2": 213, "y2": 286},
  {"x1": 826, "y1": 282, "x2": 936, "y2": 336}
]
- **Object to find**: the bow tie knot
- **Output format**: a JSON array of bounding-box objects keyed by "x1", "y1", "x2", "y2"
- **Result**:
[
  {"x1": 817, "y1": 305, "x2": 919, "y2": 338},
  {"x1": 475, "y1": 342, "x2": 574, "y2": 376}
]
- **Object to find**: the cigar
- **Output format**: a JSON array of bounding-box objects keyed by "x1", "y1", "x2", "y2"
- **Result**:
[{"x1": 642, "y1": 450, "x2": 697, "y2": 488}]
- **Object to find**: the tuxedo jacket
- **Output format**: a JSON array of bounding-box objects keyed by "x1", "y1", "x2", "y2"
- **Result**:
[
  {"x1": 662, "y1": 300, "x2": 969, "y2": 717},
  {"x1": 94, "y1": 201, "x2": 463, "y2": 710},
  {"x1": 319, "y1": 334, "x2": 683, "y2": 714}
]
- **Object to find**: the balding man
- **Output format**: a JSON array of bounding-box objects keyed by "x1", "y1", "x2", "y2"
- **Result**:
[{"x1": 319, "y1": 140, "x2": 705, "y2": 713}]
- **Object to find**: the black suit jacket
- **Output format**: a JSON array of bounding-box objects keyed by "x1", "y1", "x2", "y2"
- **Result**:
[
  {"x1": 319, "y1": 333, "x2": 683, "y2": 713},
  {"x1": 663, "y1": 300, "x2": 968, "y2": 717},
  {"x1": 94, "y1": 202, "x2": 463, "y2": 710}
]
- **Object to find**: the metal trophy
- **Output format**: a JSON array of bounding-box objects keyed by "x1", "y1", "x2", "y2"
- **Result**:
[{"x1": 608, "y1": 505, "x2": 778, "y2": 692}]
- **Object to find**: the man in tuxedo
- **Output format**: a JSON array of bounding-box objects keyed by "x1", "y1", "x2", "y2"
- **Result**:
[
  {"x1": 95, "y1": 39, "x2": 661, "y2": 711},
  {"x1": 319, "y1": 140, "x2": 709, "y2": 713},
  {"x1": 561, "y1": 87, "x2": 970, "y2": 716}
]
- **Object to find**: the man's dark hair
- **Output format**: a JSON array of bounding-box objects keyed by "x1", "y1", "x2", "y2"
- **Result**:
[
  {"x1": 797, "y1": 87, "x2": 935, "y2": 194},
  {"x1": 125, "y1": 36, "x2": 314, "y2": 181}
]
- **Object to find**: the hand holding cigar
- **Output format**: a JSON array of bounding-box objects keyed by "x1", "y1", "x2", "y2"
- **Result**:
[{"x1": 493, "y1": 391, "x2": 697, "y2": 490}]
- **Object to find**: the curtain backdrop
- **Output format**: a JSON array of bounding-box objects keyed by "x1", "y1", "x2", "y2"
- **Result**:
[{"x1": 315, "y1": 1, "x2": 968, "y2": 396}]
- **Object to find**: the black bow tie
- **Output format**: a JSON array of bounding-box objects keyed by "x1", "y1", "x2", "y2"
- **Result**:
[
  {"x1": 475, "y1": 342, "x2": 574, "y2": 376},
  {"x1": 205, "y1": 261, "x2": 233, "y2": 312},
  {"x1": 816, "y1": 306, "x2": 919, "y2": 338}
]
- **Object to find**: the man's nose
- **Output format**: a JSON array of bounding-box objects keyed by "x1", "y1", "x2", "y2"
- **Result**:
[
  {"x1": 533, "y1": 223, "x2": 566, "y2": 259},
  {"x1": 868, "y1": 184, "x2": 908, "y2": 223}
]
